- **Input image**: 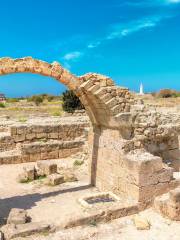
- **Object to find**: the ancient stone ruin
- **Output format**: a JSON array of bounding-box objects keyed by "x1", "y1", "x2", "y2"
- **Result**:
[{"x1": 0, "y1": 57, "x2": 179, "y2": 238}]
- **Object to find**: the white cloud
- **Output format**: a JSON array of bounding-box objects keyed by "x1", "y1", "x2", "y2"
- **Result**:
[
  {"x1": 106, "y1": 16, "x2": 164, "y2": 40},
  {"x1": 87, "y1": 41, "x2": 101, "y2": 49},
  {"x1": 166, "y1": 0, "x2": 180, "y2": 3},
  {"x1": 121, "y1": 0, "x2": 180, "y2": 7},
  {"x1": 63, "y1": 51, "x2": 82, "y2": 61}
]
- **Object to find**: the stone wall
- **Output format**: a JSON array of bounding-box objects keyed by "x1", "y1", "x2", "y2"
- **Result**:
[
  {"x1": 90, "y1": 126, "x2": 179, "y2": 203},
  {"x1": 0, "y1": 119, "x2": 89, "y2": 164},
  {"x1": 10, "y1": 122, "x2": 88, "y2": 143}
]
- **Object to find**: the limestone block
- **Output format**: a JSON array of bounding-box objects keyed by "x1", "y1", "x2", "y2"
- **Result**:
[
  {"x1": 36, "y1": 132, "x2": 47, "y2": 139},
  {"x1": 29, "y1": 153, "x2": 41, "y2": 162},
  {"x1": 37, "y1": 160, "x2": 57, "y2": 176},
  {"x1": 23, "y1": 166, "x2": 36, "y2": 181},
  {"x1": 170, "y1": 188, "x2": 180, "y2": 202},
  {"x1": 17, "y1": 172, "x2": 28, "y2": 183},
  {"x1": 14, "y1": 134, "x2": 26, "y2": 142},
  {"x1": 64, "y1": 172, "x2": 78, "y2": 182},
  {"x1": 47, "y1": 173, "x2": 64, "y2": 186},
  {"x1": 48, "y1": 133, "x2": 59, "y2": 139},
  {"x1": 40, "y1": 152, "x2": 49, "y2": 160},
  {"x1": 25, "y1": 133, "x2": 36, "y2": 140},
  {"x1": 10, "y1": 127, "x2": 17, "y2": 135},
  {"x1": 1, "y1": 222, "x2": 51, "y2": 239},
  {"x1": 154, "y1": 187, "x2": 180, "y2": 221},
  {"x1": 7, "y1": 208, "x2": 29, "y2": 225},
  {"x1": 46, "y1": 150, "x2": 59, "y2": 159},
  {"x1": 133, "y1": 215, "x2": 150, "y2": 230}
]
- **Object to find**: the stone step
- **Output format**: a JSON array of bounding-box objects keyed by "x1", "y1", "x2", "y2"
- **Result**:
[
  {"x1": 1, "y1": 222, "x2": 51, "y2": 239},
  {"x1": 0, "y1": 139, "x2": 85, "y2": 164},
  {"x1": 0, "y1": 149, "x2": 21, "y2": 164}
]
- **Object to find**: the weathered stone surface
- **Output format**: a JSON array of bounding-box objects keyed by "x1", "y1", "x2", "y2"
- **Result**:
[
  {"x1": 1, "y1": 222, "x2": 51, "y2": 239},
  {"x1": 37, "y1": 161, "x2": 57, "y2": 176},
  {"x1": 133, "y1": 215, "x2": 150, "y2": 230},
  {"x1": 47, "y1": 173, "x2": 64, "y2": 186},
  {"x1": 7, "y1": 209, "x2": 29, "y2": 225},
  {"x1": 154, "y1": 187, "x2": 180, "y2": 221},
  {"x1": 64, "y1": 172, "x2": 78, "y2": 182},
  {"x1": 23, "y1": 166, "x2": 36, "y2": 181}
]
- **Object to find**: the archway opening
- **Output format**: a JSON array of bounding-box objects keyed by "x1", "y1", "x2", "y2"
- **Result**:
[{"x1": 0, "y1": 67, "x2": 94, "y2": 226}]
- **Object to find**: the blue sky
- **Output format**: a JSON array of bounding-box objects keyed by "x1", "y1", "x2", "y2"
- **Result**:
[{"x1": 0, "y1": 0, "x2": 180, "y2": 97}]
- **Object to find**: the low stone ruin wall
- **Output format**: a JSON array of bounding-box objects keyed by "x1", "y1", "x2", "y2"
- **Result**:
[
  {"x1": 0, "y1": 119, "x2": 90, "y2": 164},
  {"x1": 0, "y1": 140, "x2": 85, "y2": 164},
  {"x1": 10, "y1": 122, "x2": 89, "y2": 143}
]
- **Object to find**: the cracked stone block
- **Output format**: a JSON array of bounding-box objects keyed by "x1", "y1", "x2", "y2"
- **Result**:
[
  {"x1": 17, "y1": 166, "x2": 36, "y2": 182},
  {"x1": 154, "y1": 187, "x2": 180, "y2": 221},
  {"x1": 47, "y1": 173, "x2": 64, "y2": 186},
  {"x1": 1, "y1": 222, "x2": 51, "y2": 239},
  {"x1": 23, "y1": 166, "x2": 36, "y2": 181},
  {"x1": 7, "y1": 208, "x2": 29, "y2": 225},
  {"x1": 64, "y1": 172, "x2": 78, "y2": 182},
  {"x1": 37, "y1": 160, "x2": 57, "y2": 176},
  {"x1": 133, "y1": 215, "x2": 150, "y2": 230}
]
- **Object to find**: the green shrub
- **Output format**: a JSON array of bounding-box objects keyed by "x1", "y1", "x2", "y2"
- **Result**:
[
  {"x1": 46, "y1": 95, "x2": 55, "y2": 102},
  {"x1": 28, "y1": 95, "x2": 43, "y2": 106},
  {"x1": 157, "y1": 89, "x2": 176, "y2": 98},
  {"x1": 0, "y1": 102, "x2": 6, "y2": 108},
  {"x1": 51, "y1": 111, "x2": 62, "y2": 116},
  {"x1": 73, "y1": 159, "x2": 84, "y2": 166},
  {"x1": 62, "y1": 90, "x2": 84, "y2": 113}
]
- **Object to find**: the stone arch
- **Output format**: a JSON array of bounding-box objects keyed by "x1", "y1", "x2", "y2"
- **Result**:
[{"x1": 0, "y1": 57, "x2": 134, "y2": 129}]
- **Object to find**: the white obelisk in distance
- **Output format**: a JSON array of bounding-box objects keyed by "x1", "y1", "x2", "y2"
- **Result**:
[{"x1": 139, "y1": 83, "x2": 144, "y2": 95}]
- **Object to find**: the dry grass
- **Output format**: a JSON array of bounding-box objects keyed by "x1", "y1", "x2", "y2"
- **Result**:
[{"x1": 0, "y1": 100, "x2": 64, "y2": 118}]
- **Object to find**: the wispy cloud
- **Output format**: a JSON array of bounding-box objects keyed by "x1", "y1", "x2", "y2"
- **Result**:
[
  {"x1": 62, "y1": 51, "x2": 83, "y2": 69},
  {"x1": 122, "y1": 0, "x2": 180, "y2": 7},
  {"x1": 85, "y1": 15, "x2": 169, "y2": 49},
  {"x1": 87, "y1": 41, "x2": 101, "y2": 49},
  {"x1": 166, "y1": 0, "x2": 180, "y2": 3},
  {"x1": 106, "y1": 15, "x2": 168, "y2": 40},
  {"x1": 58, "y1": 0, "x2": 179, "y2": 68},
  {"x1": 63, "y1": 51, "x2": 82, "y2": 61}
]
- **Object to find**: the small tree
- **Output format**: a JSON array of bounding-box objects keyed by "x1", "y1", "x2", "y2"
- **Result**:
[
  {"x1": 157, "y1": 89, "x2": 176, "y2": 98},
  {"x1": 62, "y1": 90, "x2": 84, "y2": 113},
  {"x1": 29, "y1": 95, "x2": 43, "y2": 106}
]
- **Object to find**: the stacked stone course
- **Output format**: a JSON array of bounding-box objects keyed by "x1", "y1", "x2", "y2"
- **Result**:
[{"x1": 0, "y1": 120, "x2": 89, "y2": 164}]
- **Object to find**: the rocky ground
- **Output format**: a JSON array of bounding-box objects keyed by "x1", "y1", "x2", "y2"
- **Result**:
[
  {"x1": 0, "y1": 98, "x2": 179, "y2": 239},
  {"x1": 0, "y1": 155, "x2": 92, "y2": 226},
  {"x1": 14, "y1": 208, "x2": 180, "y2": 240}
]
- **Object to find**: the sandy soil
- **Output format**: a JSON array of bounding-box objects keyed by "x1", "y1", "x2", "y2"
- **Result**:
[
  {"x1": 0, "y1": 157, "x2": 96, "y2": 226},
  {"x1": 0, "y1": 159, "x2": 179, "y2": 240}
]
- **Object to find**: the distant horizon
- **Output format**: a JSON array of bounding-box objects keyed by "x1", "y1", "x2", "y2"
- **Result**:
[
  {"x1": 0, "y1": 72, "x2": 179, "y2": 98},
  {"x1": 0, "y1": 0, "x2": 179, "y2": 95},
  {"x1": 0, "y1": 74, "x2": 179, "y2": 98}
]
